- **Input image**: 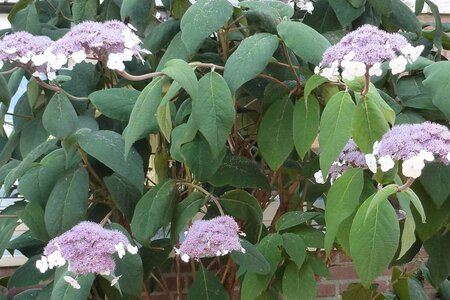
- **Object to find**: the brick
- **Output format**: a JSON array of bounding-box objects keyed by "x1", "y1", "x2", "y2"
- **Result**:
[
  {"x1": 329, "y1": 265, "x2": 358, "y2": 280},
  {"x1": 316, "y1": 283, "x2": 337, "y2": 297},
  {"x1": 338, "y1": 253, "x2": 353, "y2": 264}
]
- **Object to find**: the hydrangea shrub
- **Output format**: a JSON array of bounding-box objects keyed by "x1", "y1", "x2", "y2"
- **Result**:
[{"x1": 0, "y1": 0, "x2": 448, "y2": 299}]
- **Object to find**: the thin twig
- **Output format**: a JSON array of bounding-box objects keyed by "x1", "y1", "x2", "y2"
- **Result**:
[
  {"x1": 361, "y1": 67, "x2": 371, "y2": 96},
  {"x1": 150, "y1": 272, "x2": 174, "y2": 300},
  {"x1": 257, "y1": 73, "x2": 290, "y2": 91},
  {"x1": 177, "y1": 181, "x2": 225, "y2": 216},
  {"x1": 100, "y1": 210, "x2": 113, "y2": 225},
  {"x1": 282, "y1": 42, "x2": 302, "y2": 87}
]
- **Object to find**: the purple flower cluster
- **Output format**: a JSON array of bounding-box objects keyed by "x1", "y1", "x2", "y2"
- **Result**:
[
  {"x1": 321, "y1": 25, "x2": 408, "y2": 67},
  {"x1": 316, "y1": 25, "x2": 424, "y2": 81},
  {"x1": 175, "y1": 215, "x2": 245, "y2": 262},
  {"x1": 378, "y1": 122, "x2": 450, "y2": 163},
  {"x1": 328, "y1": 139, "x2": 367, "y2": 179},
  {"x1": 0, "y1": 20, "x2": 149, "y2": 80},
  {"x1": 36, "y1": 221, "x2": 138, "y2": 277}
]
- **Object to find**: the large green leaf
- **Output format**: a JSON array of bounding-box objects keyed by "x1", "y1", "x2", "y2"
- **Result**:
[
  {"x1": 157, "y1": 32, "x2": 197, "y2": 71},
  {"x1": 277, "y1": 20, "x2": 331, "y2": 65},
  {"x1": 423, "y1": 61, "x2": 450, "y2": 119},
  {"x1": 51, "y1": 267, "x2": 94, "y2": 300},
  {"x1": 72, "y1": 0, "x2": 97, "y2": 23},
  {"x1": 11, "y1": 3, "x2": 41, "y2": 35},
  {"x1": 324, "y1": 168, "x2": 364, "y2": 255},
  {"x1": 350, "y1": 195, "x2": 400, "y2": 287},
  {"x1": 367, "y1": 0, "x2": 390, "y2": 15},
  {"x1": 170, "y1": 119, "x2": 198, "y2": 162},
  {"x1": 193, "y1": 72, "x2": 234, "y2": 158},
  {"x1": 89, "y1": 88, "x2": 140, "y2": 121},
  {"x1": 161, "y1": 59, "x2": 198, "y2": 100},
  {"x1": 124, "y1": 77, "x2": 166, "y2": 155},
  {"x1": 352, "y1": 96, "x2": 389, "y2": 153},
  {"x1": 230, "y1": 239, "x2": 271, "y2": 275},
  {"x1": 19, "y1": 115, "x2": 50, "y2": 158},
  {"x1": 130, "y1": 179, "x2": 177, "y2": 244},
  {"x1": 78, "y1": 130, "x2": 144, "y2": 192},
  {"x1": 329, "y1": 0, "x2": 365, "y2": 26},
  {"x1": 171, "y1": 191, "x2": 205, "y2": 240},
  {"x1": 17, "y1": 202, "x2": 48, "y2": 241},
  {"x1": 42, "y1": 93, "x2": 78, "y2": 139},
  {"x1": 388, "y1": 0, "x2": 421, "y2": 36},
  {"x1": 258, "y1": 96, "x2": 294, "y2": 170},
  {"x1": 7, "y1": 255, "x2": 53, "y2": 289},
  {"x1": 240, "y1": 0, "x2": 294, "y2": 19},
  {"x1": 188, "y1": 265, "x2": 228, "y2": 300},
  {"x1": 319, "y1": 91, "x2": 355, "y2": 176},
  {"x1": 143, "y1": 19, "x2": 181, "y2": 53},
  {"x1": 0, "y1": 76, "x2": 11, "y2": 106},
  {"x1": 293, "y1": 96, "x2": 320, "y2": 159},
  {"x1": 420, "y1": 163, "x2": 450, "y2": 208},
  {"x1": 423, "y1": 231, "x2": 450, "y2": 286},
  {"x1": 209, "y1": 152, "x2": 269, "y2": 189},
  {"x1": 180, "y1": 0, "x2": 232, "y2": 53},
  {"x1": 44, "y1": 167, "x2": 89, "y2": 237},
  {"x1": 104, "y1": 174, "x2": 142, "y2": 220},
  {"x1": 180, "y1": 133, "x2": 226, "y2": 182},
  {"x1": 240, "y1": 233, "x2": 283, "y2": 299},
  {"x1": 224, "y1": 33, "x2": 279, "y2": 92},
  {"x1": 220, "y1": 189, "x2": 263, "y2": 224},
  {"x1": 282, "y1": 233, "x2": 307, "y2": 268},
  {"x1": 282, "y1": 262, "x2": 316, "y2": 300},
  {"x1": 275, "y1": 211, "x2": 320, "y2": 232},
  {"x1": 18, "y1": 149, "x2": 67, "y2": 207}
]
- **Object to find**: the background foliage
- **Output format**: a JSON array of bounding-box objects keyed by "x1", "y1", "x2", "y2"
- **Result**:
[{"x1": 0, "y1": 0, "x2": 449, "y2": 299}]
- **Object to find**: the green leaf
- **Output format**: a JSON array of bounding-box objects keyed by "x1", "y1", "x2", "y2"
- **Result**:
[
  {"x1": 319, "y1": 91, "x2": 355, "y2": 176},
  {"x1": 44, "y1": 167, "x2": 89, "y2": 237},
  {"x1": 419, "y1": 163, "x2": 450, "y2": 208},
  {"x1": 342, "y1": 283, "x2": 379, "y2": 300},
  {"x1": 99, "y1": 0, "x2": 121, "y2": 20},
  {"x1": 143, "y1": 19, "x2": 180, "y2": 53},
  {"x1": 347, "y1": 0, "x2": 366, "y2": 8},
  {"x1": 8, "y1": 0, "x2": 32, "y2": 23},
  {"x1": 258, "y1": 96, "x2": 294, "y2": 170},
  {"x1": 329, "y1": 0, "x2": 365, "y2": 26},
  {"x1": 130, "y1": 179, "x2": 177, "y2": 244},
  {"x1": 399, "y1": 212, "x2": 416, "y2": 258},
  {"x1": 240, "y1": 0, "x2": 294, "y2": 18},
  {"x1": 78, "y1": 130, "x2": 145, "y2": 192},
  {"x1": 157, "y1": 32, "x2": 197, "y2": 71},
  {"x1": 224, "y1": 33, "x2": 279, "y2": 92},
  {"x1": 368, "y1": 0, "x2": 391, "y2": 15},
  {"x1": 20, "y1": 115, "x2": 50, "y2": 158},
  {"x1": 120, "y1": 0, "x2": 153, "y2": 33},
  {"x1": 124, "y1": 77, "x2": 166, "y2": 155},
  {"x1": 276, "y1": 211, "x2": 320, "y2": 232},
  {"x1": 303, "y1": 0, "x2": 342, "y2": 33},
  {"x1": 209, "y1": 152, "x2": 269, "y2": 189},
  {"x1": 156, "y1": 101, "x2": 172, "y2": 142},
  {"x1": 293, "y1": 96, "x2": 320, "y2": 159},
  {"x1": 18, "y1": 149, "x2": 68, "y2": 207},
  {"x1": 11, "y1": 3, "x2": 41, "y2": 35},
  {"x1": 367, "y1": 85, "x2": 395, "y2": 125},
  {"x1": 282, "y1": 262, "x2": 316, "y2": 300},
  {"x1": 304, "y1": 74, "x2": 328, "y2": 103},
  {"x1": 17, "y1": 202, "x2": 48, "y2": 241},
  {"x1": 230, "y1": 239, "x2": 271, "y2": 275},
  {"x1": 104, "y1": 174, "x2": 142, "y2": 220},
  {"x1": 220, "y1": 189, "x2": 263, "y2": 224},
  {"x1": 171, "y1": 191, "x2": 205, "y2": 240},
  {"x1": 352, "y1": 96, "x2": 389, "y2": 154},
  {"x1": 89, "y1": 88, "x2": 140, "y2": 121},
  {"x1": 240, "y1": 233, "x2": 283, "y2": 299},
  {"x1": 170, "y1": 119, "x2": 198, "y2": 162},
  {"x1": 388, "y1": 0, "x2": 421, "y2": 35},
  {"x1": 181, "y1": 133, "x2": 226, "y2": 181},
  {"x1": 42, "y1": 93, "x2": 78, "y2": 139},
  {"x1": 180, "y1": 0, "x2": 233, "y2": 53},
  {"x1": 7, "y1": 255, "x2": 53, "y2": 289},
  {"x1": 162, "y1": 59, "x2": 198, "y2": 100},
  {"x1": 277, "y1": 20, "x2": 331, "y2": 65},
  {"x1": 423, "y1": 61, "x2": 450, "y2": 119},
  {"x1": 423, "y1": 231, "x2": 450, "y2": 286},
  {"x1": 366, "y1": 184, "x2": 398, "y2": 215},
  {"x1": 400, "y1": 188, "x2": 426, "y2": 224},
  {"x1": 72, "y1": 0, "x2": 97, "y2": 23},
  {"x1": 51, "y1": 267, "x2": 94, "y2": 300},
  {"x1": 188, "y1": 265, "x2": 228, "y2": 300},
  {"x1": 0, "y1": 217, "x2": 18, "y2": 260},
  {"x1": 324, "y1": 168, "x2": 364, "y2": 255},
  {"x1": 193, "y1": 72, "x2": 234, "y2": 158},
  {"x1": 282, "y1": 233, "x2": 307, "y2": 268},
  {"x1": 0, "y1": 76, "x2": 11, "y2": 106},
  {"x1": 350, "y1": 195, "x2": 400, "y2": 287}
]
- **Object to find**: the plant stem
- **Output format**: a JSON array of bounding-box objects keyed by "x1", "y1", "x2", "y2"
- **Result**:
[
  {"x1": 177, "y1": 181, "x2": 225, "y2": 216},
  {"x1": 0, "y1": 67, "x2": 19, "y2": 75},
  {"x1": 282, "y1": 42, "x2": 302, "y2": 87},
  {"x1": 398, "y1": 177, "x2": 415, "y2": 192},
  {"x1": 361, "y1": 67, "x2": 371, "y2": 96}
]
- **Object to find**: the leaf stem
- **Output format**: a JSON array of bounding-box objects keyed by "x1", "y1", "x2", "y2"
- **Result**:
[
  {"x1": 361, "y1": 67, "x2": 371, "y2": 96},
  {"x1": 0, "y1": 67, "x2": 19, "y2": 75},
  {"x1": 398, "y1": 177, "x2": 415, "y2": 192}
]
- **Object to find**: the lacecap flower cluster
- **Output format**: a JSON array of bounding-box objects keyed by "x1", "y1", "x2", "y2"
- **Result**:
[
  {"x1": 0, "y1": 20, "x2": 150, "y2": 81},
  {"x1": 315, "y1": 122, "x2": 450, "y2": 183},
  {"x1": 315, "y1": 25, "x2": 424, "y2": 81},
  {"x1": 175, "y1": 215, "x2": 245, "y2": 262},
  {"x1": 36, "y1": 221, "x2": 138, "y2": 289}
]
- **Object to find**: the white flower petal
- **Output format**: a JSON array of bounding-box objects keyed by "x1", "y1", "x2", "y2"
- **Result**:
[
  {"x1": 181, "y1": 254, "x2": 190, "y2": 262},
  {"x1": 127, "y1": 244, "x2": 138, "y2": 254},
  {"x1": 64, "y1": 276, "x2": 81, "y2": 289},
  {"x1": 389, "y1": 55, "x2": 407, "y2": 75},
  {"x1": 115, "y1": 242, "x2": 126, "y2": 259},
  {"x1": 418, "y1": 150, "x2": 434, "y2": 162},
  {"x1": 365, "y1": 154, "x2": 377, "y2": 173},
  {"x1": 314, "y1": 170, "x2": 326, "y2": 184},
  {"x1": 379, "y1": 155, "x2": 395, "y2": 172},
  {"x1": 402, "y1": 156, "x2": 425, "y2": 179}
]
